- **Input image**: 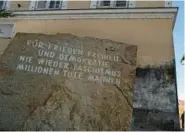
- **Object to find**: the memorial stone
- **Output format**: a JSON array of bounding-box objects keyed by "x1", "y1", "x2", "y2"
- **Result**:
[{"x1": 0, "y1": 33, "x2": 137, "y2": 131}]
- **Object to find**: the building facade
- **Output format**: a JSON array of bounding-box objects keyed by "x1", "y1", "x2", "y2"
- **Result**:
[{"x1": 0, "y1": 0, "x2": 180, "y2": 130}]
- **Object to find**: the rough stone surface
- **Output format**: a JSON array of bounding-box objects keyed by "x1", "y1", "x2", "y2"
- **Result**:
[
  {"x1": 0, "y1": 33, "x2": 137, "y2": 131},
  {"x1": 132, "y1": 64, "x2": 180, "y2": 130},
  {"x1": 132, "y1": 108, "x2": 180, "y2": 131}
]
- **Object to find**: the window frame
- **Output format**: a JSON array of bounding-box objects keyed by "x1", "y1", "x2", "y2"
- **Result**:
[
  {"x1": 34, "y1": 0, "x2": 64, "y2": 10},
  {"x1": 0, "y1": 0, "x2": 8, "y2": 10},
  {"x1": 114, "y1": 0, "x2": 129, "y2": 8},
  {"x1": 96, "y1": 0, "x2": 129, "y2": 9},
  {"x1": 97, "y1": 0, "x2": 114, "y2": 8}
]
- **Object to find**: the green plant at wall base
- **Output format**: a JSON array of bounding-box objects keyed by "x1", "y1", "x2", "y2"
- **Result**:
[{"x1": 0, "y1": 10, "x2": 14, "y2": 18}]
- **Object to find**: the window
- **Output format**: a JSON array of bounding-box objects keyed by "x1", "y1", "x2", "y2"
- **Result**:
[
  {"x1": 97, "y1": 0, "x2": 112, "y2": 8},
  {"x1": 0, "y1": 0, "x2": 6, "y2": 10},
  {"x1": 36, "y1": 1, "x2": 47, "y2": 9},
  {"x1": 35, "y1": 0, "x2": 63, "y2": 10},
  {"x1": 97, "y1": 0, "x2": 128, "y2": 8},
  {"x1": 49, "y1": 0, "x2": 62, "y2": 8},
  {"x1": 115, "y1": 0, "x2": 127, "y2": 7},
  {"x1": 100, "y1": 1, "x2": 111, "y2": 7}
]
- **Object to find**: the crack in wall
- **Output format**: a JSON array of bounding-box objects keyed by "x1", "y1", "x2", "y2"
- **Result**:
[{"x1": 113, "y1": 84, "x2": 133, "y2": 109}]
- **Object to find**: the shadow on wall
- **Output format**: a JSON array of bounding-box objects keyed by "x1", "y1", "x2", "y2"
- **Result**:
[
  {"x1": 132, "y1": 60, "x2": 180, "y2": 131},
  {"x1": 133, "y1": 61, "x2": 176, "y2": 112}
]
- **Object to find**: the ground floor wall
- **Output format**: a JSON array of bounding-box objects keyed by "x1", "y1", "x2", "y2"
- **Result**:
[
  {"x1": 0, "y1": 18, "x2": 180, "y2": 130},
  {"x1": 132, "y1": 62, "x2": 180, "y2": 130}
]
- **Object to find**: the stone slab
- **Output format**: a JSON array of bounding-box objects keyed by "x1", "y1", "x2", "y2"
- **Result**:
[{"x1": 0, "y1": 33, "x2": 137, "y2": 131}]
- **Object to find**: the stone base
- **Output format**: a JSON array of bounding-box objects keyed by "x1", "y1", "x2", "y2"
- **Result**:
[{"x1": 132, "y1": 108, "x2": 180, "y2": 131}]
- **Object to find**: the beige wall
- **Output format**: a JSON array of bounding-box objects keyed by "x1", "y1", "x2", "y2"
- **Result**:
[
  {"x1": 0, "y1": 19, "x2": 174, "y2": 67},
  {"x1": 136, "y1": 1, "x2": 165, "y2": 7},
  {"x1": 0, "y1": 39, "x2": 11, "y2": 56},
  {"x1": 67, "y1": 1, "x2": 91, "y2": 9},
  {"x1": 9, "y1": 1, "x2": 31, "y2": 10},
  {"x1": 8, "y1": 1, "x2": 166, "y2": 10}
]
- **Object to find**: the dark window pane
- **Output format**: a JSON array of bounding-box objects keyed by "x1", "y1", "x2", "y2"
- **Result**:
[
  {"x1": 49, "y1": 0, "x2": 55, "y2": 8},
  {"x1": 101, "y1": 1, "x2": 110, "y2": 6},
  {"x1": 116, "y1": 1, "x2": 127, "y2": 7},
  {"x1": 49, "y1": 0, "x2": 61, "y2": 9},
  {"x1": 55, "y1": 0, "x2": 60, "y2": 8},
  {"x1": 0, "y1": 1, "x2": 4, "y2": 9}
]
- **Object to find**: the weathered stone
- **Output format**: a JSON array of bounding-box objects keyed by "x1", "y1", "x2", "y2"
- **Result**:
[
  {"x1": 132, "y1": 63, "x2": 180, "y2": 130},
  {"x1": 0, "y1": 33, "x2": 137, "y2": 131}
]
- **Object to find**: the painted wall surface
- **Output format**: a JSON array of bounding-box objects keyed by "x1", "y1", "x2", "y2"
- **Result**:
[
  {"x1": 67, "y1": 1, "x2": 91, "y2": 9},
  {"x1": 135, "y1": 1, "x2": 165, "y2": 7},
  {"x1": 9, "y1": 1, "x2": 31, "y2": 10},
  {"x1": 0, "y1": 19, "x2": 174, "y2": 67},
  {"x1": 7, "y1": 0, "x2": 166, "y2": 10}
]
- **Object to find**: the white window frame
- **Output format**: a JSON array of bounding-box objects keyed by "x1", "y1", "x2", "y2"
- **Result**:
[
  {"x1": 0, "y1": 0, "x2": 10, "y2": 10},
  {"x1": 35, "y1": 1, "x2": 48, "y2": 10},
  {"x1": 0, "y1": 1, "x2": 6, "y2": 10},
  {"x1": 36, "y1": 0, "x2": 63, "y2": 10},
  {"x1": 97, "y1": 0, "x2": 114, "y2": 8},
  {"x1": 91, "y1": 0, "x2": 135, "y2": 9},
  {"x1": 113, "y1": 0, "x2": 129, "y2": 8},
  {"x1": 29, "y1": 0, "x2": 68, "y2": 10}
]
